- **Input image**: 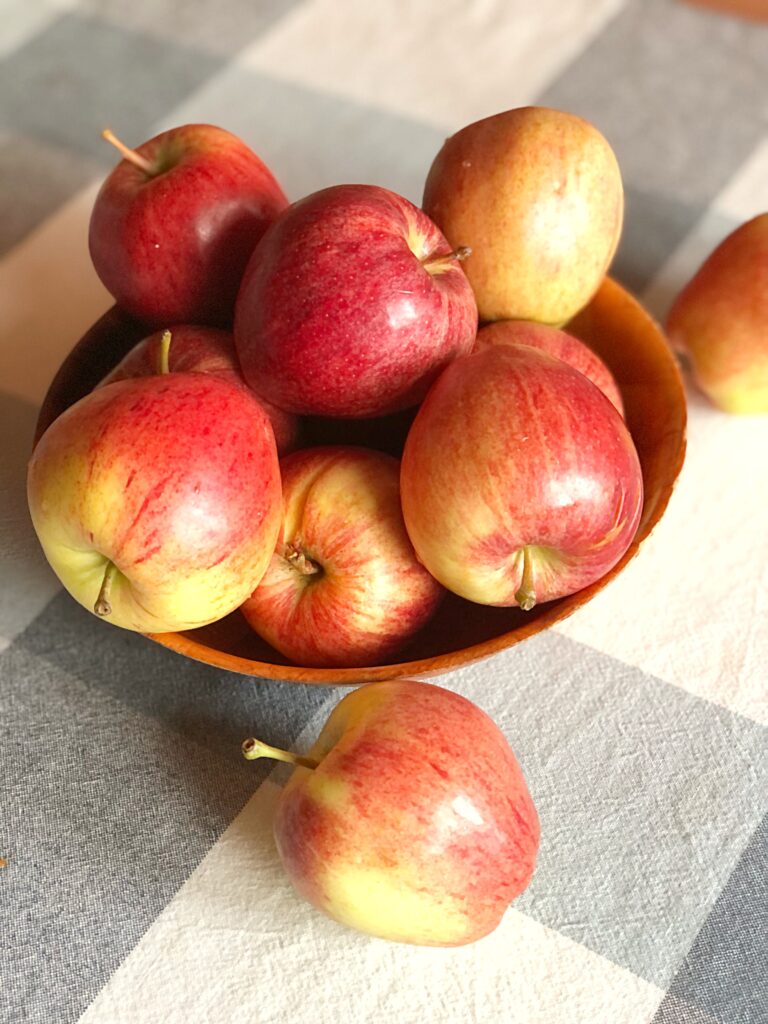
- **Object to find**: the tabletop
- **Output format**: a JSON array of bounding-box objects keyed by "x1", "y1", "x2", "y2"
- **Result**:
[{"x1": 1, "y1": 1, "x2": 767, "y2": 1022}]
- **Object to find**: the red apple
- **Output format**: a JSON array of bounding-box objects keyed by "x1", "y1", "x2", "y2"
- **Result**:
[
  {"x1": 99, "y1": 324, "x2": 300, "y2": 454},
  {"x1": 89, "y1": 124, "x2": 288, "y2": 326},
  {"x1": 666, "y1": 213, "x2": 768, "y2": 414},
  {"x1": 241, "y1": 446, "x2": 443, "y2": 667},
  {"x1": 475, "y1": 320, "x2": 624, "y2": 416},
  {"x1": 234, "y1": 184, "x2": 478, "y2": 418},
  {"x1": 27, "y1": 373, "x2": 282, "y2": 632},
  {"x1": 401, "y1": 344, "x2": 643, "y2": 609},
  {"x1": 242, "y1": 679, "x2": 540, "y2": 946}
]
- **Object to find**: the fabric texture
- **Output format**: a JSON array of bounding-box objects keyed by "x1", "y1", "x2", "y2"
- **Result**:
[{"x1": 1, "y1": 1, "x2": 767, "y2": 1022}]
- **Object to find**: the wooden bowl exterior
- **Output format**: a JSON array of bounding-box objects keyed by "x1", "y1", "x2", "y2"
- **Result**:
[{"x1": 34, "y1": 278, "x2": 686, "y2": 684}]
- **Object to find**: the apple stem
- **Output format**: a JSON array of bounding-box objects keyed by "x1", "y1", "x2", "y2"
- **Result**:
[
  {"x1": 101, "y1": 128, "x2": 155, "y2": 176},
  {"x1": 514, "y1": 547, "x2": 537, "y2": 611},
  {"x1": 94, "y1": 561, "x2": 117, "y2": 617},
  {"x1": 421, "y1": 245, "x2": 472, "y2": 269},
  {"x1": 157, "y1": 329, "x2": 172, "y2": 375},
  {"x1": 283, "y1": 542, "x2": 321, "y2": 576},
  {"x1": 241, "y1": 738, "x2": 319, "y2": 770}
]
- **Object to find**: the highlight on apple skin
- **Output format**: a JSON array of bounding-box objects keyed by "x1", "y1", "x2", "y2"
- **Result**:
[
  {"x1": 474, "y1": 319, "x2": 625, "y2": 417},
  {"x1": 89, "y1": 123, "x2": 288, "y2": 326},
  {"x1": 241, "y1": 446, "x2": 444, "y2": 667},
  {"x1": 234, "y1": 183, "x2": 478, "y2": 418},
  {"x1": 400, "y1": 343, "x2": 643, "y2": 610},
  {"x1": 98, "y1": 324, "x2": 300, "y2": 455},
  {"x1": 666, "y1": 212, "x2": 768, "y2": 414},
  {"x1": 242, "y1": 679, "x2": 540, "y2": 946},
  {"x1": 423, "y1": 106, "x2": 623, "y2": 326},
  {"x1": 27, "y1": 373, "x2": 282, "y2": 633}
]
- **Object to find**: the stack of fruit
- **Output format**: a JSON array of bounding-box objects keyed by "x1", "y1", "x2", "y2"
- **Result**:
[{"x1": 28, "y1": 106, "x2": 649, "y2": 669}]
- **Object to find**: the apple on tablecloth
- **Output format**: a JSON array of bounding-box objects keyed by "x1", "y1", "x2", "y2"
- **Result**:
[
  {"x1": 667, "y1": 212, "x2": 768, "y2": 414},
  {"x1": 243, "y1": 679, "x2": 540, "y2": 946}
]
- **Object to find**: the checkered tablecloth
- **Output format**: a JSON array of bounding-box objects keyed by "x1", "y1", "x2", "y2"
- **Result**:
[{"x1": 1, "y1": 1, "x2": 767, "y2": 1022}]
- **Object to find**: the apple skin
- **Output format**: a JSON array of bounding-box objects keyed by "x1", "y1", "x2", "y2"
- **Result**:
[
  {"x1": 475, "y1": 320, "x2": 625, "y2": 416},
  {"x1": 89, "y1": 124, "x2": 288, "y2": 326},
  {"x1": 27, "y1": 374, "x2": 282, "y2": 632},
  {"x1": 666, "y1": 213, "x2": 768, "y2": 414},
  {"x1": 241, "y1": 446, "x2": 443, "y2": 667},
  {"x1": 400, "y1": 344, "x2": 643, "y2": 608},
  {"x1": 423, "y1": 106, "x2": 623, "y2": 325},
  {"x1": 234, "y1": 184, "x2": 478, "y2": 418},
  {"x1": 98, "y1": 324, "x2": 300, "y2": 454},
  {"x1": 270, "y1": 679, "x2": 540, "y2": 946}
]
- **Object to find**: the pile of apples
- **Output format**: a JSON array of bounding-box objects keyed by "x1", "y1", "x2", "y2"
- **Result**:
[{"x1": 28, "y1": 106, "x2": 649, "y2": 669}]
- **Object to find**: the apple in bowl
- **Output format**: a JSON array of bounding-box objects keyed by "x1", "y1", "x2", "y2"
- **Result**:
[
  {"x1": 242, "y1": 446, "x2": 443, "y2": 667},
  {"x1": 234, "y1": 184, "x2": 478, "y2": 418},
  {"x1": 28, "y1": 371, "x2": 282, "y2": 633},
  {"x1": 474, "y1": 319, "x2": 624, "y2": 416},
  {"x1": 423, "y1": 106, "x2": 623, "y2": 326},
  {"x1": 401, "y1": 342, "x2": 643, "y2": 610},
  {"x1": 90, "y1": 124, "x2": 288, "y2": 326},
  {"x1": 98, "y1": 324, "x2": 300, "y2": 455}
]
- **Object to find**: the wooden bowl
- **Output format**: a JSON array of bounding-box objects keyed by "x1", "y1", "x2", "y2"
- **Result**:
[{"x1": 35, "y1": 278, "x2": 687, "y2": 684}]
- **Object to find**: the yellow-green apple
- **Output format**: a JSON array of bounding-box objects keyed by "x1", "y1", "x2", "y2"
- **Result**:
[
  {"x1": 666, "y1": 213, "x2": 768, "y2": 414},
  {"x1": 99, "y1": 324, "x2": 300, "y2": 454},
  {"x1": 27, "y1": 373, "x2": 282, "y2": 632},
  {"x1": 242, "y1": 679, "x2": 540, "y2": 945},
  {"x1": 89, "y1": 124, "x2": 288, "y2": 326},
  {"x1": 241, "y1": 447, "x2": 443, "y2": 666},
  {"x1": 401, "y1": 344, "x2": 643, "y2": 609},
  {"x1": 422, "y1": 106, "x2": 623, "y2": 325},
  {"x1": 475, "y1": 320, "x2": 624, "y2": 416},
  {"x1": 234, "y1": 184, "x2": 478, "y2": 417}
]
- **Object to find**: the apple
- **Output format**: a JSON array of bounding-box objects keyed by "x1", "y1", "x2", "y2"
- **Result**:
[
  {"x1": 422, "y1": 106, "x2": 623, "y2": 325},
  {"x1": 475, "y1": 320, "x2": 624, "y2": 416},
  {"x1": 400, "y1": 343, "x2": 643, "y2": 609},
  {"x1": 89, "y1": 124, "x2": 288, "y2": 326},
  {"x1": 241, "y1": 446, "x2": 443, "y2": 667},
  {"x1": 234, "y1": 184, "x2": 478, "y2": 418},
  {"x1": 27, "y1": 372, "x2": 282, "y2": 632},
  {"x1": 242, "y1": 678, "x2": 540, "y2": 946},
  {"x1": 99, "y1": 324, "x2": 300, "y2": 454},
  {"x1": 666, "y1": 213, "x2": 768, "y2": 414}
]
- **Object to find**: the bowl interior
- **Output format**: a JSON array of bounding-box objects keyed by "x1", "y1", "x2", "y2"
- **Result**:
[{"x1": 35, "y1": 278, "x2": 687, "y2": 684}]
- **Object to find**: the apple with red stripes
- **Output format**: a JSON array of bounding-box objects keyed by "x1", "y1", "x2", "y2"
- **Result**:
[
  {"x1": 99, "y1": 324, "x2": 300, "y2": 455},
  {"x1": 242, "y1": 679, "x2": 540, "y2": 946},
  {"x1": 234, "y1": 184, "x2": 478, "y2": 418},
  {"x1": 401, "y1": 343, "x2": 643, "y2": 610},
  {"x1": 242, "y1": 446, "x2": 443, "y2": 667}
]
